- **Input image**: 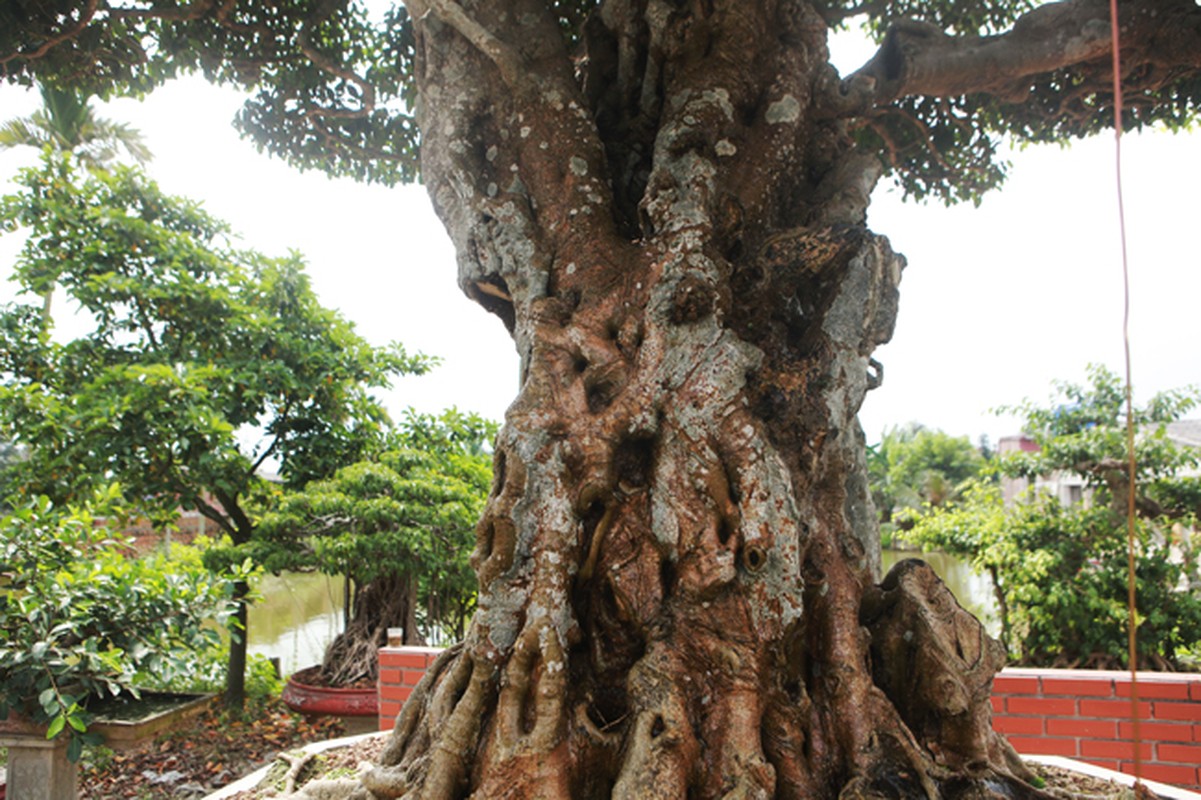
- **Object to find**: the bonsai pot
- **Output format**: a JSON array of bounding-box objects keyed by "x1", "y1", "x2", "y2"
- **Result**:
[{"x1": 282, "y1": 665, "x2": 378, "y2": 734}]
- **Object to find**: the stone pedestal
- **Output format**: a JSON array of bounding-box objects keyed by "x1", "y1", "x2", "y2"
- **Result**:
[
  {"x1": 0, "y1": 732, "x2": 78, "y2": 800},
  {"x1": 1, "y1": 712, "x2": 79, "y2": 800}
]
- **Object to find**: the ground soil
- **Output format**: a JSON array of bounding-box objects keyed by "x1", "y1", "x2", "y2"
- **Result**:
[
  {"x1": 77, "y1": 697, "x2": 345, "y2": 799},
  {"x1": 220, "y1": 735, "x2": 1166, "y2": 800},
  {"x1": 46, "y1": 697, "x2": 1165, "y2": 799}
]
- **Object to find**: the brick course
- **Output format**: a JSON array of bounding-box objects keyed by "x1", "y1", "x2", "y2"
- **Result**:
[
  {"x1": 377, "y1": 646, "x2": 445, "y2": 732},
  {"x1": 993, "y1": 668, "x2": 1201, "y2": 790}
]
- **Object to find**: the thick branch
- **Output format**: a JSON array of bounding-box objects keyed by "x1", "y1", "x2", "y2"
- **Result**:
[
  {"x1": 194, "y1": 495, "x2": 237, "y2": 539},
  {"x1": 838, "y1": 0, "x2": 1201, "y2": 109},
  {"x1": 0, "y1": 0, "x2": 98, "y2": 66},
  {"x1": 419, "y1": 0, "x2": 526, "y2": 88}
]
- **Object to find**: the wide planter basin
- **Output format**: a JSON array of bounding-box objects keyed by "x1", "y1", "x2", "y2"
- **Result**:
[
  {"x1": 282, "y1": 665, "x2": 378, "y2": 720},
  {"x1": 87, "y1": 691, "x2": 216, "y2": 751}
]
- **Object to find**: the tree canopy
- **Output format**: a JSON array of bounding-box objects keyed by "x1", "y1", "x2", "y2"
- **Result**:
[
  {"x1": 999, "y1": 363, "x2": 1200, "y2": 517},
  {"x1": 239, "y1": 409, "x2": 495, "y2": 684},
  {"x1": 3, "y1": 0, "x2": 1198, "y2": 202},
  {"x1": 0, "y1": 152, "x2": 428, "y2": 524},
  {"x1": 247, "y1": 409, "x2": 494, "y2": 629}
]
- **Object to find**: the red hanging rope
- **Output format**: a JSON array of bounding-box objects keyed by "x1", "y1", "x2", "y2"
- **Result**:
[{"x1": 1109, "y1": 0, "x2": 1144, "y2": 786}]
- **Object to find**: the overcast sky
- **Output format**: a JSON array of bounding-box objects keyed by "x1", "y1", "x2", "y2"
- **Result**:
[{"x1": 2, "y1": 30, "x2": 1198, "y2": 448}]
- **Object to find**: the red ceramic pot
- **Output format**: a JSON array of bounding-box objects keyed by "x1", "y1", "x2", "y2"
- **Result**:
[{"x1": 281, "y1": 665, "x2": 378, "y2": 718}]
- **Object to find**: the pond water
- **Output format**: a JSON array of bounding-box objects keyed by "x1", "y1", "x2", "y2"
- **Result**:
[
  {"x1": 244, "y1": 551, "x2": 1000, "y2": 676},
  {"x1": 247, "y1": 572, "x2": 346, "y2": 677}
]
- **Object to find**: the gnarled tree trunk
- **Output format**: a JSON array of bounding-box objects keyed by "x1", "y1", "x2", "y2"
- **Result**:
[{"x1": 319, "y1": 2, "x2": 1045, "y2": 798}]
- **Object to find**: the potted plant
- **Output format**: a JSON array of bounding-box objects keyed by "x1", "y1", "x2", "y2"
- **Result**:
[
  {"x1": 0, "y1": 487, "x2": 249, "y2": 797},
  {"x1": 242, "y1": 411, "x2": 492, "y2": 723}
]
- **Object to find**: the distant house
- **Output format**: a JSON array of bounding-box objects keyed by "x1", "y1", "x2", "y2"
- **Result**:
[
  {"x1": 122, "y1": 507, "x2": 212, "y2": 554},
  {"x1": 998, "y1": 419, "x2": 1201, "y2": 507}
]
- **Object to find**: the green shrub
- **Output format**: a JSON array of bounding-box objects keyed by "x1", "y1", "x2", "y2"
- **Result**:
[
  {"x1": 906, "y1": 481, "x2": 1201, "y2": 669},
  {"x1": 0, "y1": 488, "x2": 252, "y2": 759}
]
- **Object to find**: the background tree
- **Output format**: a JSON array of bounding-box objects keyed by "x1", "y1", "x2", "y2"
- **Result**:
[
  {"x1": 242, "y1": 409, "x2": 494, "y2": 687},
  {"x1": 1, "y1": 82, "x2": 151, "y2": 323},
  {"x1": 0, "y1": 82, "x2": 151, "y2": 169},
  {"x1": 4, "y1": 1, "x2": 1200, "y2": 797},
  {"x1": 868, "y1": 423, "x2": 985, "y2": 532},
  {"x1": 906, "y1": 481, "x2": 1201, "y2": 669},
  {"x1": 907, "y1": 367, "x2": 1201, "y2": 667},
  {"x1": 0, "y1": 440, "x2": 23, "y2": 511},
  {"x1": 0, "y1": 153, "x2": 430, "y2": 712},
  {"x1": 1000, "y1": 363, "x2": 1200, "y2": 519}
]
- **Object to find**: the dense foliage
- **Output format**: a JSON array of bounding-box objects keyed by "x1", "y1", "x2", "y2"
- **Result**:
[
  {"x1": 0, "y1": 150, "x2": 430, "y2": 708},
  {"x1": 907, "y1": 481, "x2": 1201, "y2": 668},
  {"x1": 3, "y1": 1, "x2": 1198, "y2": 203},
  {"x1": 0, "y1": 487, "x2": 251, "y2": 760},
  {"x1": 867, "y1": 424, "x2": 986, "y2": 538},
  {"x1": 0, "y1": 152, "x2": 427, "y2": 521},
  {"x1": 907, "y1": 367, "x2": 1201, "y2": 668}
]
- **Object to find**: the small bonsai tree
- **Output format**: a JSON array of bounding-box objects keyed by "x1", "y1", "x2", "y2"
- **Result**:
[
  {"x1": 246, "y1": 410, "x2": 495, "y2": 686},
  {"x1": 0, "y1": 486, "x2": 249, "y2": 760}
]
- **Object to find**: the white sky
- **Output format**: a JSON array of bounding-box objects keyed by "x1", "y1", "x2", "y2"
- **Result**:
[{"x1": 1, "y1": 29, "x2": 1198, "y2": 449}]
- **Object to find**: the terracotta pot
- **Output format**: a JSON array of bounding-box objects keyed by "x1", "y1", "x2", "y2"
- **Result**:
[{"x1": 281, "y1": 666, "x2": 378, "y2": 719}]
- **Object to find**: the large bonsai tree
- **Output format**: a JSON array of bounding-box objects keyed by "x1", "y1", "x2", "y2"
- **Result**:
[
  {"x1": 5, "y1": 1, "x2": 1199, "y2": 797},
  {"x1": 248, "y1": 410, "x2": 494, "y2": 687}
]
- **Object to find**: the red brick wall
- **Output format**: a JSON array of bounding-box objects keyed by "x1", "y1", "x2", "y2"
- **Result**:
[
  {"x1": 993, "y1": 667, "x2": 1201, "y2": 789},
  {"x1": 377, "y1": 646, "x2": 445, "y2": 732},
  {"x1": 379, "y1": 653, "x2": 1201, "y2": 789}
]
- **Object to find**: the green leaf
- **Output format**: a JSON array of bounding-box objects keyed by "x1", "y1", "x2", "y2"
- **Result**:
[
  {"x1": 66, "y1": 734, "x2": 83, "y2": 763},
  {"x1": 45, "y1": 713, "x2": 65, "y2": 739}
]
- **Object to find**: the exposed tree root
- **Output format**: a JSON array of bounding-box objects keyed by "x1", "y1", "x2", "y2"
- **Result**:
[
  {"x1": 318, "y1": 573, "x2": 420, "y2": 687},
  {"x1": 283, "y1": 560, "x2": 1056, "y2": 800}
]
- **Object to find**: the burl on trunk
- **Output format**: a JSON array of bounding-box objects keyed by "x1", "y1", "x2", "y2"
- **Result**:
[{"x1": 340, "y1": 2, "x2": 1039, "y2": 798}]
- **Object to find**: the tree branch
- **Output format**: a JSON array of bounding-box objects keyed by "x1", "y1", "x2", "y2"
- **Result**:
[
  {"x1": 836, "y1": 0, "x2": 1201, "y2": 110},
  {"x1": 213, "y1": 488, "x2": 254, "y2": 543},
  {"x1": 419, "y1": 0, "x2": 525, "y2": 88},
  {"x1": 0, "y1": 0, "x2": 98, "y2": 66},
  {"x1": 194, "y1": 495, "x2": 237, "y2": 539},
  {"x1": 296, "y1": 8, "x2": 375, "y2": 122}
]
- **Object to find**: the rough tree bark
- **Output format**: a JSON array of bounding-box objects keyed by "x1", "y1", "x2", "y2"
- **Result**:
[{"x1": 295, "y1": 1, "x2": 1130, "y2": 797}]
